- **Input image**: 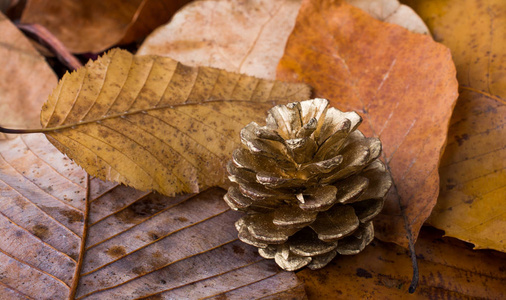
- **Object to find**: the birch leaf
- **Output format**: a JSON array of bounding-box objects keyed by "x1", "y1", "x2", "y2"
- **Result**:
[
  {"x1": 0, "y1": 134, "x2": 306, "y2": 299},
  {"x1": 40, "y1": 48, "x2": 311, "y2": 196}
]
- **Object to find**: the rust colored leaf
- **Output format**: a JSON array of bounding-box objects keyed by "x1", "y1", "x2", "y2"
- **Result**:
[
  {"x1": 20, "y1": 0, "x2": 191, "y2": 53},
  {"x1": 277, "y1": 0, "x2": 459, "y2": 247},
  {"x1": 0, "y1": 12, "x2": 57, "y2": 139},
  {"x1": 137, "y1": 0, "x2": 304, "y2": 79},
  {"x1": 0, "y1": 134, "x2": 306, "y2": 299},
  {"x1": 39, "y1": 49, "x2": 310, "y2": 196},
  {"x1": 297, "y1": 227, "x2": 506, "y2": 299},
  {"x1": 404, "y1": 0, "x2": 506, "y2": 252}
]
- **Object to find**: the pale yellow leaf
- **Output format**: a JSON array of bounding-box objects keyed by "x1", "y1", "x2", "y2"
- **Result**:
[
  {"x1": 348, "y1": 0, "x2": 430, "y2": 34},
  {"x1": 137, "y1": 0, "x2": 304, "y2": 79}
]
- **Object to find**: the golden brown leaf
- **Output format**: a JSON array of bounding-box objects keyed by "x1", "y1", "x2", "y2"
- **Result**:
[
  {"x1": 20, "y1": 0, "x2": 191, "y2": 53},
  {"x1": 0, "y1": 12, "x2": 57, "y2": 139},
  {"x1": 404, "y1": 0, "x2": 506, "y2": 252},
  {"x1": 40, "y1": 48, "x2": 311, "y2": 196},
  {"x1": 297, "y1": 227, "x2": 506, "y2": 299},
  {"x1": 277, "y1": 0, "x2": 458, "y2": 247},
  {"x1": 137, "y1": 0, "x2": 304, "y2": 79},
  {"x1": 0, "y1": 134, "x2": 306, "y2": 299}
]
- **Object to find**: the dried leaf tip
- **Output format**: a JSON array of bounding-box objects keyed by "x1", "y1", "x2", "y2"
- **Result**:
[{"x1": 224, "y1": 99, "x2": 393, "y2": 271}]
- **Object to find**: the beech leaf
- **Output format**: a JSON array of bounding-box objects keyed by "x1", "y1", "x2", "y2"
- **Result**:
[
  {"x1": 40, "y1": 48, "x2": 311, "y2": 196},
  {"x1": 0, "y1": 134, "x2": 306, "y2": 299},
  {"x1": 276, "y1": 0, "x2": 459, "y2": 248},
  {"x1": 405, "y1": 0, "x2": 506, "y2": 252},
  {"x1": 0, "y1": 12, "x2": 57, "y2": 139}
]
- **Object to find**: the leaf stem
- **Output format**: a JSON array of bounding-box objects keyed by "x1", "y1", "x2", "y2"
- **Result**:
[
  {"x1": 69, "y1": 174, "x2": 91, "y2": 299},
  {"x1": 0, "y1": 126, "x2": 52, "y2": 134},
  {"x1": 407, "y1": 230, "x2": 419, "y2": 293}
]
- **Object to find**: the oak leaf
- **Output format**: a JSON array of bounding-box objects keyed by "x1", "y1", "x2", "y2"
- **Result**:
[
  {"x1": 0, "y1": 133, "x2": 305, "y2": 299},
  {"x1": 40, "y1": 48, "x2": 311, "y2": 196},
  {"x1": 0, "y1": 12, "x2": 57, "y2": 139},
  {"x1": 297, "y1": 227, "x2": 506, "y2": 299},
  {"x1": 276, "y1": 0, "x2": 459, "y2": 247},
  {"x1": 404, "y1": 0, "x2": 506, "y2": 252},
  {"x1": 20, "y1": 0, "x2": 192, "y2": 53}
]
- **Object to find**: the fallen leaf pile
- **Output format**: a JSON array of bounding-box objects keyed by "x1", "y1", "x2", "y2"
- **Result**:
[{"x1": 0, "y1": 0, "x2": 504, "y2": 299}]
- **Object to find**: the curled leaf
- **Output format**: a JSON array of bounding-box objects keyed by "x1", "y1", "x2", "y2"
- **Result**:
[{"x1": 20, "y1": 0, "x2": 192, "y2": 53}]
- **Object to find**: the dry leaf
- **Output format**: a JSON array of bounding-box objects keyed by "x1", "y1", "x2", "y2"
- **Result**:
[
  {"x1": 277, "y1": 0, "x2": 458, "y2": 247},
  {"x1": 0, "y1": 133, "x2": 306, "y2": 299},
  {"x1": 20, "y1": 0, "x2": 191, "y2": 53},
  {"x1": 137, "y1": 0, "x2": 425, "y2": 80},
  {"x1": 404, "y1": 0, "x2": 506, "y2": 252},
  {"x1": 348, "y1": 0, "x2": 429, "y2": 34},
  {"x1": 137, "y1": 0, "x2": 304, "y2": 79},
  {"x1": 0, "y1": 12, "x2": 57, "y2": 139},
  {"x1": 297, "y1": 227, "x2": 506, "y2": 299},
  {"x1": 40, "y1": 48, "x2": 311, "y2": 196}
]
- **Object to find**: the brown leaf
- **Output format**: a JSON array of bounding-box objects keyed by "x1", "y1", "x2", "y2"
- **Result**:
[
  {"x1": 297, "y1": 227, "x2": 506, "y2": 299},
  {"x1": 137, "y1": 0, "x2": 304, "y2": 79},
  {"x1": 0, "y1": 12, "x2": 57, "y2": 139},
  {"x1": 20, "y1": 0, "x2": 192, "y2": 53},
  {"x1": 404, "y1": 0, "x2": 506, "y2": 252},
  {"x1": 276, "y1": 0, "x2": 458, "y2": 247},
  {"x1": 0, "y1": 133, "x2": 306, "y2": 299},
  {"x1": 40, "y1": 48, "x2": 310, "y2": 196}
]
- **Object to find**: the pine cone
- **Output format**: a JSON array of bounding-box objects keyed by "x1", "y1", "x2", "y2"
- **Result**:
[{"x1": 224, "y1": 98, "x2": 392, "y2": 271}]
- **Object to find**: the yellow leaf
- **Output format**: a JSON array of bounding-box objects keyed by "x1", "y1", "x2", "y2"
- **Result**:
[
  {"x1": 40, "y1": 48, "x2": 311, "y2": 196},
  {"x1": 405, "y1": 0, "x2": 506, "y2": 252}
]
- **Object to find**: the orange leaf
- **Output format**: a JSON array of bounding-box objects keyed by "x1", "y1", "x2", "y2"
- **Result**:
[
  {"x1": 277, "y1": 0, "x2": 458, "y2": 247},
  {"x1": 297, "y1": 227, "x2": 506, "y2": 298},
  {"x1": 404, "y1": 0, "x2": 506, "y2": 252},
  {"x1": 20, "y1": 0, "x2": 192, "y2": 53},
  {"x1": 0, "y1": 134, "x2": 305, "y2": 299},
  {"x1": 0, "y1": 12, "x2": 57, "y2": 139}
]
